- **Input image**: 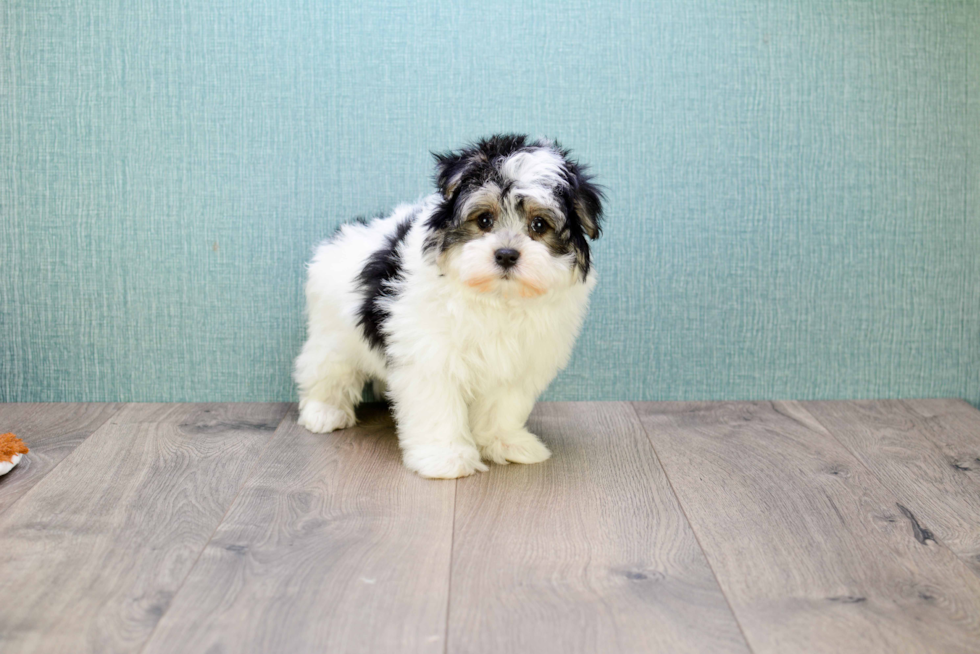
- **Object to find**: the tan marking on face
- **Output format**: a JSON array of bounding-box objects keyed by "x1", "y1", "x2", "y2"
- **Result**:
[
  {"x1": 520, "y1": 198, "x2": 553, "y2": 220},
  {"x1": 518, "y1": 280, "x2": 546, "y2": 298},
  {"x1": 462, "y1": 188, "x2": 502, "y2": 224},
  {"x1": 519, "y1": 198, "x2": 562, "y2": 243},
  {"x1": 465, "y1": 276, "x2": 495, "y2": 293}
]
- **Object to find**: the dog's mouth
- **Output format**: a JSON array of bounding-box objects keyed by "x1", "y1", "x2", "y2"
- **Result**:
[{"x1": 463, "y1": 273, "x2": 545, "y2": 298}]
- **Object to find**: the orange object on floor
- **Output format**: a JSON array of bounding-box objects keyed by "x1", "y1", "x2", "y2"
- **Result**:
[{"x1": 0, "y1": 433, "x2": 28, "y2": 475}]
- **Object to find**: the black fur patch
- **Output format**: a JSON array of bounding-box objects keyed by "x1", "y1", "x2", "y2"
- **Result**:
[
  {"x1": 560, "y1": 155, "x2": 604, "y2": 239},
  {"x1": 356, "y1": 218, "x2": 414, "y2": 350}
]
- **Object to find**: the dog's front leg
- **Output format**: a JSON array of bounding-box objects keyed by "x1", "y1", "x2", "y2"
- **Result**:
[
  {"x1": 388, "y1": 367, "x2": 488, "y2": 479},
  {"x1": 469, "y1": 385, "x2": 551, "y2": 466}
]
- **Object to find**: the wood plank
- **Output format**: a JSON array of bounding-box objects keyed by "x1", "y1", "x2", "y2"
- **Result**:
[
  {"x1": 633, "y1": 401, "x2": 980, "y2": 654},
  {"x1": 140, "y1": 405, "x2": 456, "y2": 654},
  {"x1": 447, "y1": 402, "x2": 750, "y2": 654},
  {"x1": 0, "y1": 402, "x2": 288, "y2": 654},
  {"x1": 804, "y1": 400, "x2": 980, "y2": 576},
  {"x1": 0, "y1": 403, "x2": 121, "y2": 515},
  {"x1": 900, "y1": 399, "x2": 980, "y2": 487}
]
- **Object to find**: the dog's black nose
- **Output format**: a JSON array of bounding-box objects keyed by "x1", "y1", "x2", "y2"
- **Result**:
[{"x1": 494, "y1": 248, "x2": 521, "y2": 269}]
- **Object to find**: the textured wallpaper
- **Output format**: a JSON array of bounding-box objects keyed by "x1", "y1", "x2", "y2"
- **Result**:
[{"x1": 1, "y1": 0, "x2": 978, "y2": 404}]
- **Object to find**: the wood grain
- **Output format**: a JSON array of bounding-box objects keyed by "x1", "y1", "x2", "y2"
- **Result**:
[
  {"x1": 0, "y1": 403, "x2": 121, "y2": 515},
  {"x1": 900, "y1": 399, "x2": 980, "y2": 488},
  {"x1": 447, "y1": 402, "x2": 750, "y2": 654},
  {"x1": 633, "y1": 401, "x2": 980, "y2": 654},
  {"x1": 0, "y1": 402, "x2": 288, "y2": 654},
  {"x1": 804, "y1": 399, "x2": 980, "y2": 576},
  {"x1": 140, "y1": 405, "x2": 456, "y2": 654}
]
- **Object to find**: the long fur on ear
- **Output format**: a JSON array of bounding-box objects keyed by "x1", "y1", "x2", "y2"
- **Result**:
[
  {"x1": 432, "y1": 150, "x2": 469, "y2": 198},
  {"x1": 563, "y1": 158, "x2": 605, "y2": 240}
]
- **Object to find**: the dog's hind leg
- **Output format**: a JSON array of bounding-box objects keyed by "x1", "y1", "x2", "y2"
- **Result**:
[{"x1": 294, "y1": 339, "x2": 366, "y2": 433}]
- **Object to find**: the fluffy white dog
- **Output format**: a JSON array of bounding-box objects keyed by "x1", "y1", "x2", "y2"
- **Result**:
[{"x1": 294, "y1": 134, "x2": 604, "y2": 478}]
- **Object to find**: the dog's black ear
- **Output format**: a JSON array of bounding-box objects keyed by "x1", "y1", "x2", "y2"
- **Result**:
[
  {"x1": 433, "y1": 148, "x2": 477, "y2": 199},
  {"x1": 565, "y1": 161, "x2": 604, "y2": 240}
]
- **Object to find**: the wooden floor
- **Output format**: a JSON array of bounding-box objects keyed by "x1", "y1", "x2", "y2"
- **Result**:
[{"x1": 1, "y1": 401, "x2": 979, "y2": 653}]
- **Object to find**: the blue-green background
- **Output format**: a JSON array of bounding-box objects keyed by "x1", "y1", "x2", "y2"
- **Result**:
[{"x1": 2, "y1": 1, "x2": 978, "y2": 404}]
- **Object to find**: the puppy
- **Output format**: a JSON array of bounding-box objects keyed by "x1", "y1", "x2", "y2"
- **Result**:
[{"x1": 294, "y1": 134, "x2": 604, "y2": 478}]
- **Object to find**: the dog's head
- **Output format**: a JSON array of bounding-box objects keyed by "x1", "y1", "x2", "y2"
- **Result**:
[{"x1": 424, "y1": 134, "x2": 604, "y2": 298}]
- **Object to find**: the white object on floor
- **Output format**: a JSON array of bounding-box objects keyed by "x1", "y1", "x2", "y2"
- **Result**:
[{"x1": 0, "y1": 453, "x2": 23, "y2": 476}]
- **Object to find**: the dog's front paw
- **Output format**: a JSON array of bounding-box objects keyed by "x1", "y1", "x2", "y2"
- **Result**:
[
  {"x1": 402, "y1": 443, "x2": 489, "y2": 479},
  {"x1": 298, "y1": 400, "x2": 355, "y2": 433},
  {"x1": 479, "y1": 429, "x2": 552, "y2": 465}
]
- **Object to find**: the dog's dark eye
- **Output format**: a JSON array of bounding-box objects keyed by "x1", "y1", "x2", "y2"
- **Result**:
[
  {"x1": 476, "y1": 213, "x2": 494, "y2": 231},
  {"x1": 530, "y1": 217, "x2": 549, "y2": 234}
]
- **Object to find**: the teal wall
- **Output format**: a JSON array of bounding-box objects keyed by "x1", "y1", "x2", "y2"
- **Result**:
[{"x1": 2, "y1": 1, "x2": 978, "y2": 404}]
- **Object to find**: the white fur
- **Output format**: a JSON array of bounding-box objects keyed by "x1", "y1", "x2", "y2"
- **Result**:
[
  {"x1": 499, "y1": 147, "x2": 568, "y2": 192},
  {"x1": 0, "y1": 453, "x2": 22, "y2": 476},
  {"x1": 295, "y1": 174, "x2": 596, "y2": 479}
]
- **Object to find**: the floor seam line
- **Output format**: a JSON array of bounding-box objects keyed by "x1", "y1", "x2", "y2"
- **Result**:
[
  {"x1": 135, "y1": 402, "x2": 293, "y2": 654},
  {"x1": 627, "y1": 401, "x2": 758, "y2": 654},
  {"x1": 443, "y1": 477, "x2": 458, "y2": 654},
  {"x1": 0, "y1": 402, "x2": 124, "y2": 521}
]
